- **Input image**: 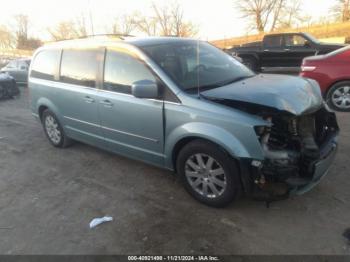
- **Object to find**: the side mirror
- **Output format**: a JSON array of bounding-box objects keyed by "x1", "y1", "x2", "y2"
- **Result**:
[{"x1": 131, "y1": 80, "x2": 159, "y2": 99}]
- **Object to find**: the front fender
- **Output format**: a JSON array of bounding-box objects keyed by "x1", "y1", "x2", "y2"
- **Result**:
[{"x1": 164, "y1": 122, "x2": 262, "y2": 169}]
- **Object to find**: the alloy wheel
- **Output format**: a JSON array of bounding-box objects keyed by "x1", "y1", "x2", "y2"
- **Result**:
[
  {"x1": 45, "y1": 115, "x2": 62, "y2": 144},
  {"x1": 332, "y1": 86, "x2": 350, "y2": 110},
  {"x1": 185, "y1": 153, "x2": 227, "y2": 199}
]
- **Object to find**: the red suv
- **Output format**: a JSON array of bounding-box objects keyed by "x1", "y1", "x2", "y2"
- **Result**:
[{"x1": 300, "y1": 45, "x2": 350, "y2": 111}]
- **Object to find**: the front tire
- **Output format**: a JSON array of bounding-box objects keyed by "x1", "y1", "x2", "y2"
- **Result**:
[
  {"x1": 42, "y1": 109, "x2": 72, "y2": 148},
  {"x1": 176, "y1": 140, "x2": 241, "y2": 207},
  {"x1": 326, "y1": 81, "x2": 350, "y2": 112}
]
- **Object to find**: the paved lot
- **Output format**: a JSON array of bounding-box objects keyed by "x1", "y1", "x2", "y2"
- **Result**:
[{"x1": 0, "y1": 87, "x2": 349, "y2": 255}]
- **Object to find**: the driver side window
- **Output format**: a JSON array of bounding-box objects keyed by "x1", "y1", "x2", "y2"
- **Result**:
[
  {"x1": 103, "y1": 50, "x2": 156, "y2": 95},
  {"x1": 285, "y1": 35, "x2": 308, "y2": 47}
]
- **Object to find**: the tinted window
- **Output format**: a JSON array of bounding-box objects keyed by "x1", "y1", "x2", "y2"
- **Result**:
[
  {"x1": 104, "y1": 50, "x2": 156, "y2": 94},
  {"x1": 285, "y1": 35, "x2": 307, "y2": 47},
  {"x1": 60, "y1": 49, "x2": 98, "y2": 87},
  {"x1": 264, "y1": 36, "x2": 283, "y2": 48},
  {"x1": 31, "y1": 50, "x2": 61, "y2": 80}
]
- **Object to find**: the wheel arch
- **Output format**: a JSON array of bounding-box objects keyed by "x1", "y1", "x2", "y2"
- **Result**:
[
  {"x1": 165, "y1": 122, "x2": 256, "y2": 171},
  {"x1": 325, "y1": 79, "x2": 350, "y2": 97},
  {"x1": 36, "y1": 98, "x2": 62, "y2": 123}
]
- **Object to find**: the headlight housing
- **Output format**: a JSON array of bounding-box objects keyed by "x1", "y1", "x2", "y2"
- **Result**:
[
  {"x1": 254, "y1": 126, "x2": 267, "y2": 137},
  {"x1": 301, "y1": 66, "x2": 316, "y2": 72}
]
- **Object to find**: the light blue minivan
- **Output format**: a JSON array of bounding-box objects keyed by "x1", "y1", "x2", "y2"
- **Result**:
[{"x1": 29, "y1": 36, "x2": 339, "y2": 207}]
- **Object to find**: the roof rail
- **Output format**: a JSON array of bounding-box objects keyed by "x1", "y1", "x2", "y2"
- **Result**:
[
  {"x1": 52, "y1": 34, "x2": 135, "y2": 43},
  {"x1": 78, "y1": 34, "x2": 135, "y2": 40}
]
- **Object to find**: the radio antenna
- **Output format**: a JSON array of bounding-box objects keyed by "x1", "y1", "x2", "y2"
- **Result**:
[{"x1": 196, "y1": 39, "x2": 200, "y2": 99}]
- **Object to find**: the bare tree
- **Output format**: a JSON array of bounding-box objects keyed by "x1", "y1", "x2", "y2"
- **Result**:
[
  {"x1": 236, "y1": 0, "x2": 310, "y2": 32},
  {"x1": 332, "y1": 0, "x2": 350, "y2": 22},
  {"x1": 277, "y1": 0, "x2": 307, "y2": 29},
  {"x1": 14, "y1": 14, "x2": 29, "y2": 40},
  {"x1": 133, "y1": 1, "x2": 197, "y2": 37},
  {"x1": 12, "y1": 14, "x2": 41, "y2": 50},
  {"x1": 236, "y1": 0, "x2": 280, "y2": 33},
  {"x1": 0, "y1": 25, "x2": 15, "y2": 49},
  {"x1": 151, "y1": 2, "x2": 172, "y2": 36},
  {"x1": 48, "y1": 21, "x2": 82, "y2": 41},
  {"x1": 74, "y1": 13, "x2": 88, "y2": 37},
  {"x1": 111, "y1": 14, "x2": 136, "y2": 35},
  {"x1": 14, "y1": 14, "x2": 29, "y2": 48},
  {"x1": 132, "y1": 14, "x2": 158, "y2": 36},
  {"x1": 170, "y1": 2, "x2": 198, "y2": 37},
  {"x1": 269, "y1": 0, "x2": 284, "y2": 31}
]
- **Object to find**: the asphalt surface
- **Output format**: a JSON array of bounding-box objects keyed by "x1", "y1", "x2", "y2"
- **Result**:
[{"x1": 0, "y1": 86, "x2": 349, "y2": 255}]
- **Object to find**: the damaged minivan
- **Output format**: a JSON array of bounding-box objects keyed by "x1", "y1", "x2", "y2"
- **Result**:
[{"x1": 29, "y1": 37, "x2": 339, "y2": 207}]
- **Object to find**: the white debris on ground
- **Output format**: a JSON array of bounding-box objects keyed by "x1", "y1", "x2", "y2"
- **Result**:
[{"x1": 89, "y1": 216, "x2": 113, "y2": 229}]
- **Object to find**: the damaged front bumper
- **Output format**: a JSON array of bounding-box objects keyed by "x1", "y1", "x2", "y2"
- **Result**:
[
  {"x1": 240, "y1": 106, "x2": 339, "y2": 201},
  {"x1": 292, "y1": 134, "x2": 337, "y2": 195}
]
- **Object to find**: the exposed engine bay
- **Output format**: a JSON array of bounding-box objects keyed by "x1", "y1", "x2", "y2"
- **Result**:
[
  {"x1": 256, "y1": 107, "x2": 338, "y2": 192},
  {"x1": 204, "y1": 94, "x2": 339, "y2": 200},
  {"x1": 200, "y1": 73, "x2": 339, "y2": 202}
]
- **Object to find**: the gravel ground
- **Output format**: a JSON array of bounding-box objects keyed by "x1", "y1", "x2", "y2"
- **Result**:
[{"x1": 0, "y1": 86, "x2": 349, "y2": 255}]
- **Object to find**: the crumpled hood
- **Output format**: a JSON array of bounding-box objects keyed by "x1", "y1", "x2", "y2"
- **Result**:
[{"x1": 201, "y1": 74, "x2": 323, "y2": 116}]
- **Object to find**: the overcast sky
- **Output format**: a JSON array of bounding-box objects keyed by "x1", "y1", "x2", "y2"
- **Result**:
[{"x1": 0, "y1": 0, "x2": 335, "y2": 40}]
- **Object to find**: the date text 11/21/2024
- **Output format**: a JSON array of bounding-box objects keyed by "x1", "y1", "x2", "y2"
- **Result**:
[{"x1": 127, "y1": 255, "x2": 220, "y2": 261}]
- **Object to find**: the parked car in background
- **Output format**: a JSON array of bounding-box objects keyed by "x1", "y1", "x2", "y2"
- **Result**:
[
  {"x1": 0, "y1": 57, "x2": 12, "y2": 68},
  {"x1": 0, "y1": 72, "x2": 20, "y2": 99},
  {"x1": 29, "y1": 37, "x2": 338, "y2": 207},
  {"x1": 1, "y1": 58, "x2": 31, "y2": 84},
  {"x1": 300, "y1": 45, "x2": 350, "y2": 112},
  {"x1": 230, "y1": 32, "x2": 345, "y2": 72}
]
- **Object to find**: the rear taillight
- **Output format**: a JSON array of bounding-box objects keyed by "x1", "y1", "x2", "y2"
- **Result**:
[{"x1": 301, "y1": 66, "x2": 316, "y2": 72}]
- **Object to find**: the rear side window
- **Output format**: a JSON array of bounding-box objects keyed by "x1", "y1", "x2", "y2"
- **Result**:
[
  {"x1": 60, "y1": 49, "x2": 98, "y2": 87},
  {"x1": 264, "y1": 36, "x2": 283, "y2": 48},
  {"x1": 103, "y1": 50, "x2": 156, "y2": 94},
  {"x1": 31, "y1": 50, "x2": 61, "y2": 80}
]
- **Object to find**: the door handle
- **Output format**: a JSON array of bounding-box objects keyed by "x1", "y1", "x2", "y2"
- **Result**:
[
  {"x1": 84, "y1": 96, "x2": 95, "y2": 103},
  {"x1": 100, "y1": 100, "x2": 113, "y2": 107},
  {"x1": 284, "y1": 48, "x2": 291, "y2": 51}
]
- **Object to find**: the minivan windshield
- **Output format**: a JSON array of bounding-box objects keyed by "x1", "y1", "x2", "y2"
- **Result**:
[{"x1": 140, "y1": 41, "x2": 254, "y2": 92}]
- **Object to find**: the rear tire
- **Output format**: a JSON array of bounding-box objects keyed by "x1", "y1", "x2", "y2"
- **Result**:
[
  {"x1": 326, "y1": 81, "x2": 350, "y2": 112},
  {"x1": 176, "y1": 139, "x2": 241, "y2": 207},
  {"x1": 42, "y1": 109, "x2": 72, "y2": 148}
]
